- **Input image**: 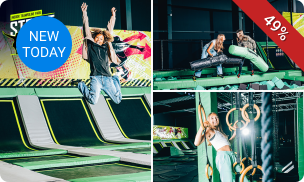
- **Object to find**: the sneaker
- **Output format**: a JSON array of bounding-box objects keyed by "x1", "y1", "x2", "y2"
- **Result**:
[
  {"x1": 251, "y1": 70, "x2": 254, "y2": 76},
  {"x1": 237, "y1": 73, "x2": 240, "y2": 78},
  {"x1": 192, "y1": 76, "x2": 197, "y2": 81},
  {"x1": 217, "y1": 74, "x2": 224, "y2": 79}
]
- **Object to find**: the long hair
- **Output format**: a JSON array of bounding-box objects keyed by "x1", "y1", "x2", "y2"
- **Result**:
[
  {"x1": 206, "y1": 112, "x2": 228, "y2": 146},
  {"x1": 214, "y1": 34, "x2": 225, "y2": 51},
  {"x1": 91, "y1": 28, "x2": 114, "y2": 43}
]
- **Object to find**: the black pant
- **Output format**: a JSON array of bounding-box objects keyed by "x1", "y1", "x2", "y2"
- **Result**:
[{"x1": 239, "y1": 58, "x2": 254, "y2": 75}]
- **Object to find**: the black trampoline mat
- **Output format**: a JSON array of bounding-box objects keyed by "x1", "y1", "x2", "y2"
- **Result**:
[
  {"x1": 184, "y1": 142, "x2": 195, "y2": 149},
  {"x1": 164, "y1": 142, "x2": 173, "y2": 147},
  {"x1": 0, "y1": 100, "x2": 36, "y2": 153},
  {"x1": 40, "y1": 99, "x2": 111, "y2": 147},
  {"x1": 37, "y1": 162, "x2": 150, "y2": 180},
  {"x1": 106, "y1": 97, "x2": 151, "y2": 140},
  {"x1": 176, "y1": 142, "x2": 187, "y2": 150},
  {"x1": 114, "y1": 147, "x2": 151, "y2": 153},
  {"x1": 154, "y1": 143, "x2": 163, "y2": 153},
  {"x1": 1, "y1": 154, "x2": 80, "y2": 164}
]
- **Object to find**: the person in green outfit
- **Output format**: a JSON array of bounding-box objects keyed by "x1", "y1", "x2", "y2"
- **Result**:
[{"x1": 194, "y1": 112, "x2": 249, "y2": 182}]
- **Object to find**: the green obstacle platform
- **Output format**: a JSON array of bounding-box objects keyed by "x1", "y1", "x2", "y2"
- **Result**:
[
  {"x1": 153, "y1": 70, "x2": 303, "y2": 90},
  {"x1": 229, "y1": 45, "x2": 269, "y2": 72}
]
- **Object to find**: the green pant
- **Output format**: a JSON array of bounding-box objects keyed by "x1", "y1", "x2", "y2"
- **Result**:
[{"x1": 216, "y1": 151, "x2": 250, "y2": 182}]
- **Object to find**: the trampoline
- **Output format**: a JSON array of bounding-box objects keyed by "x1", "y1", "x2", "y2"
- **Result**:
[
  {"x1": 164, "y1": 142, "x2": 174, "y2": 147},
  {"x1": 0, "y1": 98, "x2": 73, "y2": 161},
  {"x1": 106, "y1": 96, "x2": 151, "y2": 140},
  {"x1": 40, "y1": 98, "x2": 111, "y2": 147},
  {"x1": 154, "y1": 143, "x2": 163, "y2": 153},
  {"x1": 36, "y1": 162, "x2": 150, "y2": 180}
]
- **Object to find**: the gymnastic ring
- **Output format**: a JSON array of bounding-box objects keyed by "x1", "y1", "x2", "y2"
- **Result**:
[
  {"x1": 240, "y1": 165, "x2": 263, "y2": 182},
  {"x1": 205, "y1": 163, "x2": 213, "y2": 180},
  {"x1": 198, "y1": 104, "x2": 208, "y2": 130},
  {"x1": 232, "y1": 161, "x2": 245, "y2": 174},
  {"x1": 240, "y1": 157, "x2": 256, "y2": 175},
  {"x1": 241, "y1": 103, "x2": 261, "y2": 122},
  {"x1": 226, "y1": 108, "x2": 249, "y2": 131}
]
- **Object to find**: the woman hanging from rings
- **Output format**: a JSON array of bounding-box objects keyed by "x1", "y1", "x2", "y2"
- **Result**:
[
  {"x1": 194, "y1": 112, "x2": 250, "y2": 182},
  {"x1": 193, "y1": 34, "x2": 226, "y2": 81}
]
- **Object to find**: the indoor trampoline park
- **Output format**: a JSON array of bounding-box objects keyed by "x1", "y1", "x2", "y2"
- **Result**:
[
  {"x1": 0, "y1": 87, "x2": 151, "y2": 182},
  {"x1": 153, "y1": 0, "x2": 304, "y2": 90},
  {"x1": 153, "y1": 92, "x2": 303, "y2": 182}
]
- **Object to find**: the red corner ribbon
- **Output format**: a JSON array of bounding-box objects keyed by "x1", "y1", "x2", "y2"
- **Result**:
[{"x1": 233, "y1": 0, "x2": 304, "y2": 71}]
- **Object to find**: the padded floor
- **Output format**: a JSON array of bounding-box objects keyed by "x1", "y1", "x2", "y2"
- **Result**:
[
  {"x1": 37, "y1": 162, "x2": 150, "y2": 180},
  {"x1": 1, "y1": 154, "x2": 80, "y2": 164},
  {"x1": 114, "y1": 147, "x2": 151, "y2": 153}
]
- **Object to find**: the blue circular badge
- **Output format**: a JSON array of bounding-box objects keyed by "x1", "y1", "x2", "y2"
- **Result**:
[{"x1": 16, "y1": 16, "x2": 72, "y2": 72}]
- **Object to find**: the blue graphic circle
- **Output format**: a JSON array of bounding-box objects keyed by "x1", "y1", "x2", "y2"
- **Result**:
[{"x1": 16, "y1": 16, "x2": 72, "y2": 72}]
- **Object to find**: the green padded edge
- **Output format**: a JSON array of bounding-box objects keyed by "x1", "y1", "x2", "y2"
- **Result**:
[
  {"x1": 16, "y1": 88, "x2": 36, "y2": 95},
  {"x1": 0, "y1": 88, "x2": 17, "y2": 97},
  {"x1": 101, "y1": 87, "x2": 151, "y2": 97},
  {"x1": 154, "y1": 71, "x2": 287, "y2": 90},
  {"x1": 35, "y1": 88, "x2": 82, "y2": 97},
  {"x1": 135, "y1": 151, "x2": 151, "y2": 154},
  {"x1": 153, "y1": 139, "x2": 191, "y2": 143},
  {"x1": 15, "y1": 155, "x2": 120, "y2": 170},
  {"x1": 153, "y1": 67, "x2": 248, "y2": 77},
  {"x1": 0, "y1": 149, "x2": 67, "y2": 159},
  {"x1": 90, "y1": 142, "x2": 151, "y2": 150},
  {"x1": 257, "y1": 41, "x2": 278, "y2": 46},
  {"x1": 69, "y1": 171, "x2": 151, "y2": 182},
  {"x1": 298, "y1": 97, "x2": 304, "y2": 179}
]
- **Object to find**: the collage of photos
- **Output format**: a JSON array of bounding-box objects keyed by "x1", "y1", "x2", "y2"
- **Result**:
[{"x1": 0, "y1": 0, "x2": 303, "y2": 182}]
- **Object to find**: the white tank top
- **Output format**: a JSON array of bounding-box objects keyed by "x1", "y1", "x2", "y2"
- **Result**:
[{"x1": 209, "y1": 130, "x2": 231, "y2": 150}]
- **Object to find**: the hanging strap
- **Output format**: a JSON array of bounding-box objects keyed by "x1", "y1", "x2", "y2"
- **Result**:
[
  {"x1": 203, "y1": 128, "x2": 212, "y2": 182},
  {"x1": 249, "y1": 92, "x2": 258, "y2": 169},
  {"x1": 199, "y1": 92, "x2": 212, "y2": 182}
]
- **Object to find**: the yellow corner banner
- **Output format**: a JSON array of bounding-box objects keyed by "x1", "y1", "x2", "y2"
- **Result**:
[
  {"x1": 0, "y1": 22, "x2": 151, "y2": 85},
  {"x1": 282, "y1": 12, "x2": 304, "y2": 37}
]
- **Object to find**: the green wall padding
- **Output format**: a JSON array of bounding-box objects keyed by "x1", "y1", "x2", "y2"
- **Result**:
[
  {"x1": 16, "y1": 88, "x2": 36, "y2": 95},
  {"x1": 298, "y1": 97, "x2": 304, "y2": 179},
  {"x1": 0, "y1": 88, "x2": 17, "y2": 97},
  {"x1": 90, "y1": 142, "x2": 151, "y2": 150},
  {"x1": 35, "y1": 88, "x2": 82, "y2": 97},
  {"x1": 15, "y1": 155, "x2": 120, "y2": 170},
  {"x1": 69, "y1": 171, "x2": 151, "y2": 182},
  {"x1": 229, "y1": 45, "x2": 269, "y2": 72},
  {"x1": 196, "y1": 92, "x2": 219, "y2": 182},
  {"x1": 0, "y1": 149, "x2": 67, "y2": 159},
  {"x1": 101, "y1": 87, "x2": 151, "y2": 97}
]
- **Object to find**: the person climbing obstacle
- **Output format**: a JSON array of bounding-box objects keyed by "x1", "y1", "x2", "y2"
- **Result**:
[
  {"x1": 72, "y1": 3, "x2": 122, "y2": 105},
  {"x1": 236, "y1": 30, "x2": 256, "y2": 78},
  {"x1": 194, "y1": 112, "x2": 250, "y2": 182},
  {"x1": 193, "y1": 34, "x2": 226, "y2": 81}
]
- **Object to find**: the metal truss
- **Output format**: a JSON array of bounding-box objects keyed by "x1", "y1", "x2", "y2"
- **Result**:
[{"x1": 153, "y1": 95, "x2": 194, "y2": 107}]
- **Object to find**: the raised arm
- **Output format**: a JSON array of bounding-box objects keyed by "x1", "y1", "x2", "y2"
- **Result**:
[
  {"x1": 194, "y1": 122, "x2": 210, "y2": 146},
  {"x1": 81, "y1": 2, "x2": 93, "y2": 40},
  {"x1": 107, "y1": 7, "x2": 117, "y2": 35}
]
